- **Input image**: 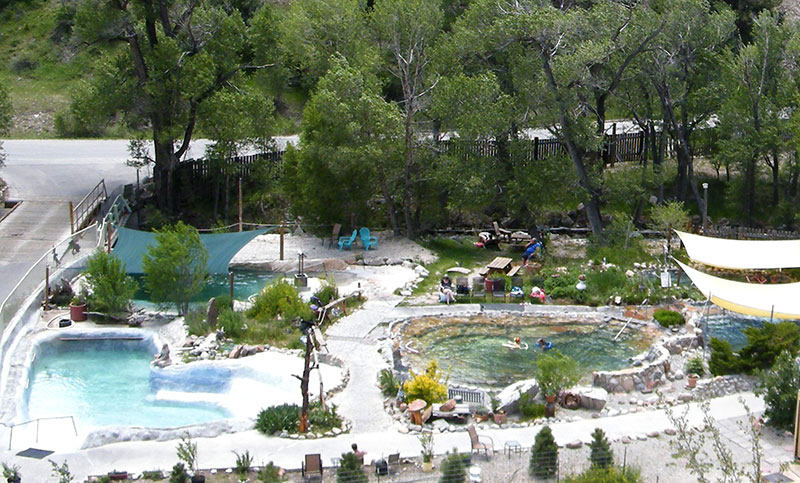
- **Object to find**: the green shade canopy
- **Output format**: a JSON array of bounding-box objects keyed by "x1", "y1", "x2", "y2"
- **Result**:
[{"x1": 112, "y1": 226, "x2": 273, "y2": 274}]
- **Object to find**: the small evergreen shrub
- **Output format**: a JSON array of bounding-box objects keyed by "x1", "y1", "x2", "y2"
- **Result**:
[
  {"x1": 184, "y1": 309, "x2": 209, "y2": 336},
  {"x1": 440, "y1": 448, "x2": 466, "y2": 483},
  {"x1": 589, "y1": 428, "x2": 613, "y2": 468},
  {"x1": 562, "y1": 466, "x2": 642, "y2": 482},
  {"x1": 169, "y1": 463, "x2": 188, "y2": 483},
  {"x1": 530, "y1": 426, "x2": 558, "y2": 479},
  {"x1": 142, "y1": 470, "x2": 164, "y2": 480},
  {"x1": 653, "y1": 309, "x2": 685, "y2": 328},
  {"x1": 314, "y1": 283, "x2": 339, "y2": 305},
  {"x1": 255, "y1": 404, "x2": 300, "y2": 434},
  {"x1": 379, "y1": 368, "x2": 399, "y2": 397},
  {"x1": 84, "y1": 250, "x2": 138, "y2": 315},
  {"x1": 685, "y1": 356, "x2": 705, "y2": 376},
  {"x1": 234, "y1": 450, "x2": 253, "y2": 476},
  {"x1": 518, "y1": 391, "x2": 546, "y2": 420},
  {"x1": 755, "y1": 350, "x2": 800, "y2": 431},
  {"x1": 217, "y1": 308, "x2": 247, "y2": 339},
  {"x1": 709, "y1": 338, "x2": 741, "y2": 375},
  {"x1": 403, "y1": 361, "x2": 448, "y2": 406},
  {"x1": 308, "y1": 403, "x2": 342, "y2": 432},
  {"x1": 214, "y1": 294, "x2": 233, "y2": 310},
  {"x1": 257, "y1": 462, "x2": 283, "y2": 482},
  {"x1": 247, "y1": 281, "x2": 312, "y2": 322},
  {"x1": 740, "y1": 322, "x2": 800, "y2": 371},
  {"x1": 337, "y1": 452, "x2": 367, "y2": 483}
]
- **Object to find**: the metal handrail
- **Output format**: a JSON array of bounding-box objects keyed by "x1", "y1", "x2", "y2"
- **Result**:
[
  {"x1": 1, "y1": 415, "x2": 78, "y2": 450},
  {"x1": 71, "y1": 179, "x2": 107, "y2": 233},
  {"x1": 613, "y1": 298, "x2": 649, "y2": 341}
]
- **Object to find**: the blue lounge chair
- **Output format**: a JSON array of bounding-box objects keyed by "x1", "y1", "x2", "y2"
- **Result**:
[
  {"x1": 359, "y1": 227, "x2": 378, "y2": 250},
  {"x1": 338, "y1": 229, "x2": 357, "y2": 250}
]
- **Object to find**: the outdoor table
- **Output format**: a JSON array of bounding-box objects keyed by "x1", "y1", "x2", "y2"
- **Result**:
[
  {"x1": 486, "y1": 257, "x2": 513, "y2": 274},
  {"x1": 504, "y1": 440, "x2": 522, "y2": 458}
]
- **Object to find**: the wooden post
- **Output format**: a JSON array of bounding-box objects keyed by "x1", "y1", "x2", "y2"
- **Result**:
[
  {"x1": 238, "y1": 177, "x2": 243, "y2": 233},
  {"x1": 106, "y1": 223, "x2": 112, "y2": 253},
  {"x1": 44, "y1": 265, "x2": 50, "y2": 310},
  {"x1": 229, "y1": 271, "x2": 234, "y2": 302},
  {"x1": 280, "y1": 222, "x2": 285, "y2": 261},
  {"x1": 68, "y1": 201, "x2": 75, "y2": 234},
  {"x1": 794, "y1": 391, "x2": 800, "y2": 460}
]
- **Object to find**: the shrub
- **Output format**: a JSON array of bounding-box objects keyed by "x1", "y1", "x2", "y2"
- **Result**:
[
  {"x1": 530, "y1": 426, "x2": 558, "y2": 479},
  {"x1": 562, "y1": 466, "x2": 642, "y2": 483},
  {"x1": 518, "y1": 391, "x2": 546, "y2": 420},
  {"x1": 143, "y1": 222, "x2": 208, "y2": 315},
  {"x1": 184, "y1": 309, "x2": 210, "y2": 336},
  {"x1": 755, "y1": 350, "x2": 800, "y2": 431},
  {"x1": 217, "y1": 308, "x2": 247, "y2": 339},
  {"x1": 709, "y1": 338, "x2": 741, "y2": 375},
  {"x1": 255, "y1": 404, "x2": 300, "y2": 434},
  {"x1": 176, "y1": 435, "x2": 197, "y2": 473},
  {"x1": 308, "y1": 403, "x2": 342, "y2": 432},
  {"x1": 685, "y1": 356, "x2": 705, "y2": 376},
  {"x1": 403, "y1": 361, "x2": 448, "y2": 406},
  {"x1": 214, "y1": 294, "x2": 233, "y2": 310},
  {"x1": 440, "y1": 448, "x2": 466, "y2": 483},
  {"x1": 169, "y1": 463, "x2": 188, "y2": 483},
  {"x1": 337, "y1": 452, "x2": 367, "y2": 483},
  {"x1": 586, "y1": 267, "x2": 628, "y2": 299},
  {"x1": 653, "y1": 309, "x2": 685, "y2": 328},
  {"x1": 379, "y1": 368, "x2": 399, "y2": 397},
  {"x1": 257, "y1": 462, "x2": 283, "y2": 482},
  {"x1": 234, "y1": 450, "x2": 253, "y2": 476},
  {"x1": 589, "y1": 428, "x2": 613, "y2": 468},
  {"x1": 84, "y1": 250, "x2": 138, "y2": 315},
  {"x1": 740, "y1": 322, "x2": 800, "y2": 371},
  {"x1": 534, "y1": 350, "x2": 580, "y2": 398},
  {"x1": 142, "y1": 470, "x2": 164, "y2": 480},
  {"x1": 247, "y1": 281, "x2": 312, "y2": 322},
  {"x1": 314, "y1": 282, "x2": 339, "y2": 305}
]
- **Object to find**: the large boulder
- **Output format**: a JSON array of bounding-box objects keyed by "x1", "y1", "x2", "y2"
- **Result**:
[
  {"x1": 575, "y1": 386, "x2": 608, "y2": 410},
  {"x1": 496, "y1": 378, "x2": 539, "y2": 414}
]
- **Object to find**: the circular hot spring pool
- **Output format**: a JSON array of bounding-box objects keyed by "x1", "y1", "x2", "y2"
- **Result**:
[{"x1": 396, "y1": 313, "x2": 657, "y2": 388}]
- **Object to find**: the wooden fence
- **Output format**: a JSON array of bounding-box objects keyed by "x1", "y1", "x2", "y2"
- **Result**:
[{"x1": 704, "y1": 225, "x2": 800, "y2": 240}]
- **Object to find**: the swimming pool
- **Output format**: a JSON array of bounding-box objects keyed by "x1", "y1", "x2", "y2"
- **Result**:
[
  {"x1": 398, "y1": 313, "x2": 656, "y2": 387},
  {"x1": 22, "y1": 329, "x2": 343, "y2": 432},
  {"x1": 702, "y1": 314, "x2": 800, "y2": 351}
]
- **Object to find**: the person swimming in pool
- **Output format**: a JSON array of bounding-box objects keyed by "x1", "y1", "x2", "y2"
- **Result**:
[{"x1": 538, "y1": 338, "x2": 553, "y2": 351}]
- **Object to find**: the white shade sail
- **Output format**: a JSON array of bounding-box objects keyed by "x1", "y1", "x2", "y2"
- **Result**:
[
  {"x1": 675, "y1": 230, "x2": 800, "y2": 270},
  {"x1": 676, "y1": 259, "x2": 800, "y2": 319}
]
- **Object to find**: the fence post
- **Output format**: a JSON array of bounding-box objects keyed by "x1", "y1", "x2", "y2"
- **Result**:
[
  {"x1": 238, "y1": 177, "x2": 243, "y2": 233},
  {"x1": 280, "y1": 222, "x2": 285, "y2": 261},
  {"x1": 44, "y1": 265, "x2": 50, "y2": 310},
  {"x1": 534, "y1": 137, "x2": 539, "y2": 161},
  {"x1": 68, "y1": 201, "x2": 75, "y2": 234}
]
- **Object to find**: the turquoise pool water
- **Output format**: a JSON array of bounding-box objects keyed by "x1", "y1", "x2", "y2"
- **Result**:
[
  {"x1": 703, "y1": 315, "x2": 800, "y2": 351},
  {"x1": 400, "y1": 314, "x2": 655, "y2": 387},
  {"x1": 25, "y1": 337, "x2": 231, "y2": 429}
]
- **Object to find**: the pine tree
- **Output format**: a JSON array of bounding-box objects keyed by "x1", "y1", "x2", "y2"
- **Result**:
[
  {"x1": 530, "y1": 426, "x2": 559, "y2": 479},
  {"x1": 440, "y1": 448, "x2": 466, "y2": 483},
  {"x1": 589, "y1": 427, "x2": 613, "y2": 468},
  {"x1": 337, "y1": 452, "x2": 367, "y2": 483}
]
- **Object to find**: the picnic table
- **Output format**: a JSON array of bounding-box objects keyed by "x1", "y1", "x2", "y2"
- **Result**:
[{"x1": 486, "y1": 256, "x2": 513, "y2": 274}]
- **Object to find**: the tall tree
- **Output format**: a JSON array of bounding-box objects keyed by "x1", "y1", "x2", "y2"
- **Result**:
[
  {"x1": 718, "y1": 11, "x2": 792, "y2": 224},
  {"x1": 371, "y1": 0, "x2": 444, "y2": 238},
  {"x1": 73, "y1": 0, "x2": 276, "y2": 213}
]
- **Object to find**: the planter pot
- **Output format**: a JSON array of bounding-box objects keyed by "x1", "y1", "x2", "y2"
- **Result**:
[
  {"x1": 493, "y1": 412, "x2": 506, "y2": 424},
  {"x1": 484, "y1": 279, "x2": 495, "y2": 292},
  {"x1": 544, "y1": 402, "x2": 556, "y2": 418},
  {"x1": 545, "y1": 394, "x2": 557, "y2": 404},
  {"x1": 474, "y1": 414, "x2": 489, "y2": 423},
  {"x1": 687, "y1": 374, "x2": 699, "y2": 388},
  {"x1": 191, "y1": 475, "x2": 206, "y2": 483},
  {"x1": 422, "y1": 461, "x2": 433, "y2": 473},
  {"x1": 69, "y1": 303, "x2": 87, "y2": 322}
]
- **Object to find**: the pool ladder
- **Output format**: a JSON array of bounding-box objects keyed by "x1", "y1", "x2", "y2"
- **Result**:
[{"x1": 612, "y1": 298, "x2": 648, "y2": 341}]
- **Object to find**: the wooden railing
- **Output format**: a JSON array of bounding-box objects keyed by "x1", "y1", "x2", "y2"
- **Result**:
[{"x1": 70, "y1": 179, "x2": 107, "y2": 234}]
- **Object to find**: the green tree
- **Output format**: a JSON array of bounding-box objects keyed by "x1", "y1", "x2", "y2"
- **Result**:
[
  {"x1": 589, "y1": 428, "x2": 613, "y2": 469},
  {"x1": 648, "y1": 200, "x2": 690, "y2": 262},
  {"x1": 337, "y1": 451, "x2": 367, "y2": 483},
  {"x1": 83, "y1": 250, "x2": 138, "y2": 315},
  {"x1": 282, "y1": 55, "x2": 403, "y2": 229},
  {"x1": 142, "y1": 222, "x2": 208, "y2": 315},
  {"x1": 756, "y1": 350, "x2": 800, "y2": 431},
  {"x1": 533, "y1": 350, "x2": 580, "y2": 398},
  {"x1": 530, "y1": 425, "x2": 559, "y2": 479},
  {"x1": 709, "y1": 338, "x2": 742, "y2": 376},
  {"x1": 72, "y1": 0, "x2": 276, "y2": 213},
  {"x1": 439, "y1": 448, "x2": 466, "y2": 483},
  {"x1": 740, "y1": 321, "x2": 800, "y2": 371}
]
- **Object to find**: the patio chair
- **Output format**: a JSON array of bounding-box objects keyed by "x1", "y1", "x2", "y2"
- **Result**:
[
  {"x1": 455, "y1": 276, "x2": 470, "y2": 296},
  {"x1": 302, "y1": 453, "x2": 323, "y2": 480},
  {"x1": 490, "y1": 277, "x2": 506, "y2": 301},
  {"x1": 493, "y1": 221, "x2": 512, "y2": 243},
  {"x1": 467, "y1": 424, "x2": 494, "y2": 458},
  {"x1": 471, "y1": 276, "x2": 486, "y2": 298},
  {"x1": 359, "y1": 227, "x2": 378, "y2": 250},
  {"x1": 387, "y1": 453, "x2": 401, "y2": 475},
  {"x1": 324, "y1": 223, "x2": 341, "y2": 247},
  {"x1": 338, "y1": 229, "x2": 357, "y2": 250}
]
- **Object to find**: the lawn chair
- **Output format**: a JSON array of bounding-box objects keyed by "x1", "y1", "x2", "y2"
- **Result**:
[
  {"x1": 302, "y1": 453, "x2": 323, "y2": 480},
  {"x1": 387, "y1": 453, "x2": 401, "y2": 475},
  {"x1": 490, "y1": 278, "x2": 506, "y2": 301},
  {"x1": 338, "y1": 229, "x2": 357, "y2": 250},
  {"x1": 359, "y1": 227, "x2": 378, "y2": 250},
  {"x1": 493, "y1": 221, "x2": 511, "y2": 243},
  {"x1": 324, "y1": 223, "x2": 341, "y2": 247},
  {"x1": 467, "y1": 424, "x2": 494, "y2": 458},
  {"x1": 471, "y1": 276, "x2": 486, "y2": 298},
  {"x1": 455, "y1": 276, "x2": 470, "y2": 296}
]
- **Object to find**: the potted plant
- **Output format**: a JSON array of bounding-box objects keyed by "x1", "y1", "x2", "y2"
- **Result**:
[
  {"x1": 2, "y1": 463, "x2": 20, "y2": 483},
  {"x1": 533, "y1": 351, "x2": 580, "y2": 417},
  {"x1": 69, "y1": 294, "x2": 87, "y2": 322},
  {"x1": 489, "y1": 393, "x2": 506, "y2": 424},
  {"x1": 419, "y1": 431, "x2": 434, "y2": 472},
  {"x1": 473, "y1": 406, "x2": 490, "y2": 423},
  {"x1": 685, "y1": 356, "x2": 705, "y2": 389}
]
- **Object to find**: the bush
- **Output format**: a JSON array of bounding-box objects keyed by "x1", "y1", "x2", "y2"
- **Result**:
[
  {"x1": 314, "y1": 282, "x2": 339, "y2": 305},
  {"x1": 403, "y1": 361, "x2": 448, "y2": 406},
  {"x1": 653, "y1": 309, "x2": 685, "y2": 328},
  {"x1": 257, "y1": 462, "x2": 283, "y2": 482},
  {"x1": 337, "y1": 452, "x2": 367, "y2": 483},
  {"x1": 562, "y1": 466, "x2": 642, "y2": 483},
  {"x1": 247, "y1": 281, "x2": 312, "y2": 322},
  {"x1": 83, "y1": 250, "x2": 138, "y2": 315},
  {"x1": 534, "y1": 350, "x2": 580, "y2": 398},
  {"x1": 709, "y1": 338, "x2": 742, "y2": 375},
  {"x1": 755, "y1": 351, "x2": 800, "y2": 431},
  {"x1": 308, "y1": 403, "x2": 342, "y2": 432},
  {"x1": 685, "y1": 356, "x2": 705, "y2": 376},
  {"x1": 518, "y1": 391, "x2": 546, "y2": 420},
  {"x1": 379, "y1": 369, "x2": 399, "y2": 397},
  {"x1": 589, "y1": 428, "x2": 613, "y2": 468},
  {"x1": 440, "y1": 448, "x2": 466, "y2": 483},
  {"x1": 740, "y1": 322, "x2": 800, "y2": 371},
  {"x1": 255, "y1": 404, "x2": 300, "y2": 434},
  {"x1": 234, "y1": 450, "x2": 253, "y2": 476},
  {"x1": 184, "y1": 309, "x2": 210, "y2": 336},
  {"x1": 142, "y1": 470, "x2": 164, "y2": 480},
  {"x1": 217, "y1": 308, "x2": 247, "y2": 339},
  {"x1": 214, "y1": 294, "x2": 233, "y2": 310},
  {"x1": 530, "y1": 426, "x2": 558, "y2": 479},
  {"x1": 169, "y1": 463, "x2": 188, "y2": 483}
]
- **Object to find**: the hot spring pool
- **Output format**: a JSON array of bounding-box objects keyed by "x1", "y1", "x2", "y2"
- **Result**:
[
  {"x1": 703, "y1": 314, "x2": 800, "y2": 351},
  {"x1": 398, "y1": 313, "x2": 656, "y2": 387}
]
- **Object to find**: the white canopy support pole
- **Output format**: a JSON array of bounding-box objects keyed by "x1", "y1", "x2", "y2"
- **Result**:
[{"x1": 770, "y1": 305, "x2": 775, "y2": 324}]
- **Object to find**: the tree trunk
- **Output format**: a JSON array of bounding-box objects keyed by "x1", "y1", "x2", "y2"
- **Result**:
[
  {"x1": 402, "y1": 115, "x2": 417, "y2": 239},
  {"x1": 790, "y1": 150, "x2": 799, "y2": 198},
  {"x1": 745, "y1": 156, "x2": 756, "y2": 226},
  {"x1": 298, "y1": 330, "x2": 313, "y2": 433},
  {"x1": 771, "y1": 149, "x2": 779, "y2": 207},
  {"x1": 153, "y1": 138, "x2": 178, "y2": 214}
]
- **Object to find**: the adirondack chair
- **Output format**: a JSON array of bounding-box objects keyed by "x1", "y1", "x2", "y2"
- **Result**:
[
  {"x1": 338, "y1": 229, "x2": 357, "y2": 250},
  {"x1": 359, "y1": 227, "x2": 378, "y2": 250}
]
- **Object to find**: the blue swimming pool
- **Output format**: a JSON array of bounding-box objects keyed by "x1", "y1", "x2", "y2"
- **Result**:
[{"x1": 702, "y1": 314, "x2": 800, "y2": 351}]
